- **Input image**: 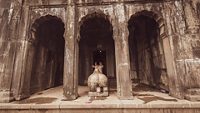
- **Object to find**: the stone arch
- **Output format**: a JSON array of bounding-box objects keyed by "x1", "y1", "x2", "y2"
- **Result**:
[
  {"x1": 12, "y1": 14, "x2": 67, "y2": 100},
  {"x1": 27, "y1": 14, "x2": 65, "y2": 95},
  {"x1": 77, "y1": 12, "x2": 113, "y2": 41},
  {"x1": 128, "y1": 10, "x2": 170, "y2": 92},
  {"x1": 129, "y1": 10, "x2": 166, "y2": 37},
  {"x1": 79, "y1": 11, "x2": 112, "y2": 26},
  {"x1": 30, "y1": 15, "x2": 65, "y2": 42},
  {"x1": 77, "y1": 12, "x2": 116, "y2": 89}
]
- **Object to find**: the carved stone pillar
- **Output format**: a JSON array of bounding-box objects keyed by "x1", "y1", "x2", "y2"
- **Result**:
[
  {"x1": 0, "y1": 1, "x2": 32, "y2": 102},
  {"x1": 162, "y1": 35, "x2": 183, "y2": 98},
  {"x1": 12, "y1": 5, "x2": 32, "y2": 100},
  {"x1": 63, "y1": 5, "x2": 78, "y2": 100},
  {"x1": 113, "y1": 4, "x2": 133, "y2": 99}
]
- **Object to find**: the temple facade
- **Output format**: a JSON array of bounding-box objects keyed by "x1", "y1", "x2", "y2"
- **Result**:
[{"x1": 0, "y1": 0, "x2": 200, "y2": 103}]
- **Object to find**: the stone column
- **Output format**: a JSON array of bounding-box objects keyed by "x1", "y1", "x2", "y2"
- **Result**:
[
  {"x1": 0, "y1": 0, "x2": 31, "y2": 102},
  {"x1": 63, "y1": 4, "x2": 78, "y2": 100},
  {"x1": 163, "y1": 1, "x2": 186, "y2": 98},
  {"x1": 12, "y1": 5, "x2": 33, "y2": 100},
  {"x1": 113, "y1": 3, "x2": 133, "y2": 99},
  {"x1": 0, "y1": 2, "x2": 15, "y2": 103},
  {"x1": 162, "y1": 35, "x2": 183, "y2": 98}
]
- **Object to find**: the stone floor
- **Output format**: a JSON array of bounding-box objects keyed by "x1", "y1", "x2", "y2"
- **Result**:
[{"x1": 1, "y1": 84, "x2": 200, "y2": 110}]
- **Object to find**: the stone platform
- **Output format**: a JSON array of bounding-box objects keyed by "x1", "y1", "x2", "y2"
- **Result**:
[{"x1": 0, "y1": 85, "x2": 200, "y2": 113}]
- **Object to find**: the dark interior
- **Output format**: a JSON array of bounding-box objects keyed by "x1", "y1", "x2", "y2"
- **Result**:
[
  {"x1": 128, "y1": 15, "x2": 169, "y2": 91},
  {"x1": 79, "y1": 14, "x2": 116, "y2": 88},
  {"x1": 30, "y1": 15, "x2": 65, "y2": 94},
  {"x1": 93, "y1": 50, "x2": 107, "y2": 74}
]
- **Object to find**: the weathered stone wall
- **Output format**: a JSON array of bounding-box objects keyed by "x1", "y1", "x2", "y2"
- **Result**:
[
  {"x1": 0, "y1": 0, "x2": 12, "y2": 92},
  {"x1": 175, "y1": 0, "x2": 200, "y2": 93},
  {"x1": 76, "y1": 2, "x2": 134, "y2": 99},
  {"x1": 0, "y1": 0, "x2": 200, "y2": 102},
  {"x1": 163, "y1": 0, "x2": 187, "y2": 98},
  {"x1": 29, "y1": 15, "x2": 65, "y2": 94},
  {"x1": 126, "y1": 3, "x2": 169, "y2": 91},
  {"x1": 75, "y1": 0, "x2": 118, "y2": 4},
  {"x1": 25, "y1": 0, "x2": 68, "y2": 5},
  {"x1": 17, "y1": 2, "x2": 67, "y2": 100}
]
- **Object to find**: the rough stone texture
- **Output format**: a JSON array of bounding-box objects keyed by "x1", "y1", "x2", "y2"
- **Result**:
[
  {"x1": 0, "y1": 0, "x2": 199, "y2": 103},
  {"x1": 0, "y1": 109, "x2": 200, "y2": 113}
]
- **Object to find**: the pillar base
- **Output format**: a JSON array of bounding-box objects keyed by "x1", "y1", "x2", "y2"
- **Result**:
[
  {"x1": 63, "y1": 96, "x2": 78, "y2": 101},
  {"x1": 15, "y1": 94, "x2": 30, "y2": 101},
  {"x1": 118, "y1": 95, "x2": 134, "y2": 100},
  {"x1": 63, "y1": 92, "x2": 78, "y2": 101},
  {"x1": 0, "y1": 91, "x2": 14, "y2": 103}
]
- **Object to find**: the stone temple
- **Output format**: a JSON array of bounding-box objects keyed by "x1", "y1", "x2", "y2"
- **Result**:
[{"x1": 0, "y1": 0, "x2": 200, "y2": 112}]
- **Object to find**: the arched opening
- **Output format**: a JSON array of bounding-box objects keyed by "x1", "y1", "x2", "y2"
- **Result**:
[
  {"x1": 128, "y1": 11, "x2": 169, "y2": 91},
  {"x1": 78, "y1": 13, "x2": 116, "y2": 91},
  {"x1": 30, "y1": 15, "x2": 65, "y2": 94}
]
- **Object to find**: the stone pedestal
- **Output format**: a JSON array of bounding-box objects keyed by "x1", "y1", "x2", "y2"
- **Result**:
[{"x1": 89, "y1": 87, "x2": 108, "y2": 97}]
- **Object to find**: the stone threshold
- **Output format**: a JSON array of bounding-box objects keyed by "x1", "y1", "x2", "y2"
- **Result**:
[{"x1": 1, "y1": 102, "x2": 200, "y2": 110}]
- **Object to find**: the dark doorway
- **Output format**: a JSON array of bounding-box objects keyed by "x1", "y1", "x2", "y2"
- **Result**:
[
  {"x1": 79, "y1": 13, "x2": 116, "y2": 88},
  {"x1": 93, "y1": 50, "x2": 107, "y2": 74},
  {"x1": 128, "y1": 13, "x2": 169, "y2": 91},
  {"x1": 30, "y1": 15, "x2": 65, "y2": 94}
]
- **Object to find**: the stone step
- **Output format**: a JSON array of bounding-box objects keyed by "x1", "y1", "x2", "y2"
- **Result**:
[{"x1": 1, "y1": 108, "x2": 200, "y2": 113}]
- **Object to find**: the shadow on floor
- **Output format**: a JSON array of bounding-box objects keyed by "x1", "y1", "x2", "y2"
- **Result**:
[
  {"x1": 138, "y1": 96, "x2": 178, "y2": 104},
  {"x1": 132, "y1": 84, "x2": 177, "y2": 103},
  {"x1": 132, "y1": 83, "x2": 160, "y2": 92},
  {"x1": 14, "y1": 97, "x2": 57, "y2": 104}
]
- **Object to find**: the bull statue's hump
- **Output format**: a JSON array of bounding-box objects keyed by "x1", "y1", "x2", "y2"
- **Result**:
[{"x1": 88, "y1": 62, "x2": 108, "y2": 97}]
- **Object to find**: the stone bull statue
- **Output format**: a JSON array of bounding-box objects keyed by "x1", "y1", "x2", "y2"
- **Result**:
[{"x1": 88, "y1": 62, "x2": 108, "y2": 97}]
